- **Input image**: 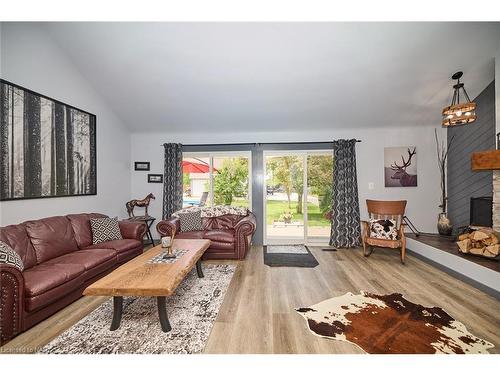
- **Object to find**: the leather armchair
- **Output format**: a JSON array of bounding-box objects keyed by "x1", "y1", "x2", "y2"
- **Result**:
[{"x1": 157, "y1": 211, "x2": 257, "y2": 260}]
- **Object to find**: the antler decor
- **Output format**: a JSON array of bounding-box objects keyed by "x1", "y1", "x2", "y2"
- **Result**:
[{"x1": 391, "y1": 147, "x2": 416, "y2": 170}]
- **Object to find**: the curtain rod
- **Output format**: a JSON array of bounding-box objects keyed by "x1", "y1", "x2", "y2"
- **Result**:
[{"x1": 160, "y1": 140, "x2": 361, "y2": 147}]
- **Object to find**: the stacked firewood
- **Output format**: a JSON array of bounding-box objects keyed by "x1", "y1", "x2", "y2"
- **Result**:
[{"x1": 456, "y1": 228, "x2": 500, "y2": 259}]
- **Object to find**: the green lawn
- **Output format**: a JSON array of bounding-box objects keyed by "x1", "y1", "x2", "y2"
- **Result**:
[
  {"x1": 265, "y1": 200, "x2": 329, "y2": 226},
  {"x1": 229, "y1": 197, "x2": 330, "y2": 227}
]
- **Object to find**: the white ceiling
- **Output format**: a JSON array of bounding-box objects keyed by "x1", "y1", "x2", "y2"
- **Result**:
[{"x1": 41, "y1": 22, "x2": 500, "y2": 133}]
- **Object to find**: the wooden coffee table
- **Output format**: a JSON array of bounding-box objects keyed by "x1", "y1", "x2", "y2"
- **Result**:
[{"x1": 83, "y1": 239, "x2": 211, "y2": 332}]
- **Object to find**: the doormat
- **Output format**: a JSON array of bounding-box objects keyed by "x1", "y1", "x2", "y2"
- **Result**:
[{"x1": 263, "y1": 245, "x2": 319, "y2": 267}]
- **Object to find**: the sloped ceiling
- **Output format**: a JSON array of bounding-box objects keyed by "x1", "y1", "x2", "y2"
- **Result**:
[{"x1": 39, "y1": 22, "x2": 500, "y2": 133}]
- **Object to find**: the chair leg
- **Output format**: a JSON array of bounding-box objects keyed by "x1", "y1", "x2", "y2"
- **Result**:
[
  {"x1": 400, "y1": 245, "x2": 406, "y2": 264},
  {"x1": 364, "y1": 246, "x2": 373, "y2": 257}
]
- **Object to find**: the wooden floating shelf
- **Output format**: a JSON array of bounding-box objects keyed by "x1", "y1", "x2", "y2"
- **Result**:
[{"x1": 471, "y1": 150, "x2": 500, "y2": 171}]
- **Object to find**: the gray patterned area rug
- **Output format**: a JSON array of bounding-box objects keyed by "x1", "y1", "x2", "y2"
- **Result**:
[
  {"x1": 263, "y1": 245, "x2": 319, "y2": 267},
  {"x1": 38, "y1": 264, "x2": 235, "y2": 354}
]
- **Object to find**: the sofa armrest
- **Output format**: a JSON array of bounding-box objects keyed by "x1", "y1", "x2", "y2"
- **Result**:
[
  {"x1": 360, "y1": 220, "x2": 370, "y2": 235},
  {"x1": 118, "y1": 221, "x2": 147, "y2": 241},
  {"x1": 0, "y1": 264, "x2": 24, "y2": 346},
  {"x1": 398, "y1": 223, "x2": 406, "y2": 240},
  {"x1": 233, "y1": 213, "x2": 257, "y2": 259},
  {"x1": 156, "y1": 217, "x2": 180, "y2": 237},
  {"x1": 235, "y1": 212, "x2": 257, "y2": 237}
]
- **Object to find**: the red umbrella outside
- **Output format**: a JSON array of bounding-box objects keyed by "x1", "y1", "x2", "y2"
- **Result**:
[{"x1": 182, "y1": 160, "x2": 217, "y2": 173}]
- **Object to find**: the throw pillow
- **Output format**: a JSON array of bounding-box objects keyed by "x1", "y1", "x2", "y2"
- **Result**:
[
  {"x1": 0, "y1": 240, "x2": 24, "y2": 271},
  {"x1": 178, "y1": 210, "x2": 203, "y2": 232},
  {"x1": 369, "y1": 219, "x2": 398, "y2": 240},
  {"x1": 90, "y1": 217, "x2": 123, "y2": 244}
]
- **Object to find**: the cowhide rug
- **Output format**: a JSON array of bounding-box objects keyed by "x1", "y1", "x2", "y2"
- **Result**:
[{"x1": 296, "y1": 291, "x2": 494, "y2": 354}]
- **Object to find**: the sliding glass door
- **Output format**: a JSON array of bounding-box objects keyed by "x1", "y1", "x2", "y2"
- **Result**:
[
  {"x1": 264, "y1": 151, "x2": 332, "y2": 245},
  {"x1": 265, "y1": 155, "x2": 305, "y2": 243},
  {"x1": 182, "y1": 152, "x2": 251, "y2": 208}
]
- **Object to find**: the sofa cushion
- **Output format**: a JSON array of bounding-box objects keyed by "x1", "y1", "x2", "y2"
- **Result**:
[
  {"x1": 85, "y1": 239, "x2": 141, "y2": 254},
  {"x1": 25, "y1": 216, "x2": 79, "y2": 263},
  {"x1": 204, "y1": 229, "x2": 235, "y2": 243},
  {"x1": 67, "y1": 213, "x2": 108, "y2": 248},
  {"x1": 23, "y1": 263, "x2": 85, "y2": 297},
  {"x1": 45, "y1": 248, "x2": 117, "y2": 279},
  {"x1": 175, "y1": 231, "x2": 206, "y2": 240},
  {"x1": 24, "y1": 272, "x2": 87, "y2": 313},
  {"x1": 116, "y1": 247, "x2": 143, "y2": 264},
  {"x1": 0, "y1": 224, "x2": 38, "y2": 269},
  {"x1": 90, "y1": 217, "x2": 123, "y2": 244},
  {"x1": 208, "y1": 241, "x2": 235, "y2": 251},
  {"x1": 203, "y1": 214, "x2": 243, "y2": 230}
]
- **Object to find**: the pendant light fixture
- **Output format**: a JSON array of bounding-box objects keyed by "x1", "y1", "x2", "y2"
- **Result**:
[{"x1": 442, "y1": 71, "x2": 476, "y2": 127}]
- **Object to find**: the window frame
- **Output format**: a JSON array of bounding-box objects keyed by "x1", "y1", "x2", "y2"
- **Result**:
[{"x1": 182, "y1": 151, "x2": 252, "y2": 210}]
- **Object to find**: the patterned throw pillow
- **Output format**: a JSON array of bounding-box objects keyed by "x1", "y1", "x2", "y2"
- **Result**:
[
  {"x1": 369, "y1": 219, "x2": 398, "y2": 240},
  {"x1": 0, "y1": 240, "x2": 24, "y2": 271},
  {"x1": 178, "y1": 210, "x2": 203, "y2": 232},
  {"x1": 90, "y1": 217, "x2": 123, "y2": 244}
]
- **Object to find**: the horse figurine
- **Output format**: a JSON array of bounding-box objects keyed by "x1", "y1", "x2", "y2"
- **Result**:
[{"x1": 126, "y1": 193, "x2": 155, "y2": 218}]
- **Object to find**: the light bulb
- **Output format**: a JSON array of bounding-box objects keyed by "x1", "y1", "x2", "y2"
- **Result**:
[
  {"x1": 456, "y1": 111, "x2": 462, "y2": 116},
  {"x1": 447, "y1": 114, "x2": 453, "y2": 119},
  {"x1": 465, "y1": 112, "x2": 471, "y2": 116}
]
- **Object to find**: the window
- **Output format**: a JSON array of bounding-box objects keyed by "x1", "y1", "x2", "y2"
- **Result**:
[{"x1": 182, "y1": 152, "x2": 251, "y2": 209}]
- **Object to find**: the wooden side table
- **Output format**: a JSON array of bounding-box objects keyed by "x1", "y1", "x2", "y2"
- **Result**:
[{"x1": 124, "y1": 216, "x2": 156, "y2": 245}]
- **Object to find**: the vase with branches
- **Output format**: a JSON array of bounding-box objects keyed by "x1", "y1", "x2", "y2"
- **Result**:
[{"x1": 435, "y1": 128, "x2": 455, "y2": 235}]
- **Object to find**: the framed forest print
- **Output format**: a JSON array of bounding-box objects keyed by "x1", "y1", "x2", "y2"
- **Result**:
[{"x1": 0, "y1": 80, "x2": 97, "y2": 201}]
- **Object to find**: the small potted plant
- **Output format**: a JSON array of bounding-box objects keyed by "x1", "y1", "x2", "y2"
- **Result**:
[{"x1": 280, "y1": 211, "x2": 293, "y2": 224}]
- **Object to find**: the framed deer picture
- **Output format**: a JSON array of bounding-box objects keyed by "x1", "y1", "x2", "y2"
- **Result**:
[{"x1": 384, "y1": 146, "x2": 417, "y2": 187}]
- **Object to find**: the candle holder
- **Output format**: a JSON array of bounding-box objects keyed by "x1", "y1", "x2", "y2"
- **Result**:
[{"x1": 161, "y1": 229, "x2": 176, "y2": 259}]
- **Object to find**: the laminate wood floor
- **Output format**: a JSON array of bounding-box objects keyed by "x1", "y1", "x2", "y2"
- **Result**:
[{"x1": 2, "y1": 246, "x2": 499, "y2": 354}]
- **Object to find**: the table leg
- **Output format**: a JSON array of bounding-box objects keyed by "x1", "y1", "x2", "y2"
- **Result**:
[
  {"x1": 157, "y1": 297, "x2": 172, "y2": 332},
  {"x1": 196, "y1": 260, "x2": 204, "y2": 278},
  {"x1": 110, "y1": 296, "x2": 123, "y2": 331},
  {"x1": 146, "y1": 222, "x2": 155, "y2": 246}
]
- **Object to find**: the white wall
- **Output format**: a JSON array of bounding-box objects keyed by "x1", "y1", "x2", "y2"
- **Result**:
[
  {"x1": 0, "y1": 23, "x2": 131, "y2": 225},
  {"x1": 131, "y1": 125, "x2": 445, "y2": 236},
  {"x1": 496, "y1": 50, "x2": 500, "y2": 139}
]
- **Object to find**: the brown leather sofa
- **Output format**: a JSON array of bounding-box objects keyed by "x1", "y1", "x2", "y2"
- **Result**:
[
  {"x1": 157, "y1": 211, "x2": 256, "y2": 260},
  {"x1": 0, "y1": 213, "x2": 146, "y2": 345}
]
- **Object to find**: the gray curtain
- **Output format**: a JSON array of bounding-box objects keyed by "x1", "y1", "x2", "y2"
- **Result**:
[
  {"x1": 162, "y1": 143, "x2": 183, "y2": 219},
  {"x1": 329, "y1": 139, "x2": 361, "y2": 248}
]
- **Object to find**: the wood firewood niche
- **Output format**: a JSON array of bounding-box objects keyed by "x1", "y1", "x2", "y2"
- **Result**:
[{"x1": 456, "y1": 228, "x2": 500, "y2": 259}]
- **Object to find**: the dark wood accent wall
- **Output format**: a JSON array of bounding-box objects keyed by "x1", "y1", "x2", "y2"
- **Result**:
[{"x1": 447, "y1": 81, "x2": 495, "y2": 232}]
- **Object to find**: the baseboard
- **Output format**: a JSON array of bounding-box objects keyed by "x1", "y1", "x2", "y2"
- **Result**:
[{"x1": 407, "y1": 238, "x2": 500, "y2": 299}]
